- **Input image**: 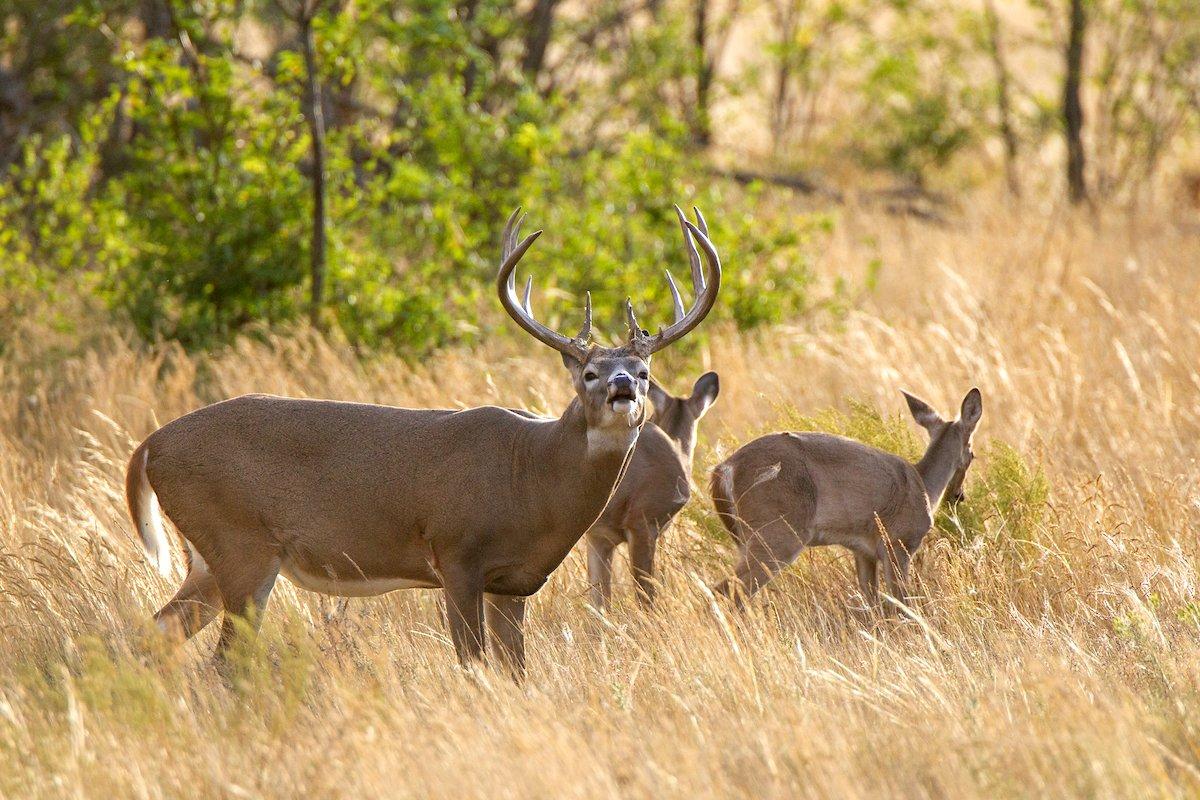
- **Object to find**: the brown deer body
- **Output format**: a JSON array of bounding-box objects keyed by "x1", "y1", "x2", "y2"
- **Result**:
[
  {"x1": 586, "y1": 373, "x2": 719, "y2": 610},
  {"x1": 125, "y1": 207, "x2": 721, "y2": 676},
  {"x1": 710, "y1": 389, "x2": 982, "y2": 609}
]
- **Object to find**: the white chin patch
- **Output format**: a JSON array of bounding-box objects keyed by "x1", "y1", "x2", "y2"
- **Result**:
[{"x1": 610, "y1": 399, "x2": 635, "y2": 416}]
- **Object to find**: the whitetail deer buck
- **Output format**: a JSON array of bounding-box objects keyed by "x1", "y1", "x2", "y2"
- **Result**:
[
  {"x1": 125, "y1": 206, "x2": 721, "y2": 677},
  {"x1": 710, "y1": 388, "x2": 981, "y2": 610},
  {"x1": 586, "y1": 371, "x2": 719, "y2": 611}
]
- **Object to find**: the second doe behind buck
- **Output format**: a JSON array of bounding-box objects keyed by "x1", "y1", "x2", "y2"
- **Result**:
[
  {"x1": 586, "y1": 370, "x2": 720, "y2": 611},
  {"x1": 710, "y1": 388, "x2": 982, "y2": 611}
]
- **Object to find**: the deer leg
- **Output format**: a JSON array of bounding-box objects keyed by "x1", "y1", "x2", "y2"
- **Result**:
[
  {"x1": 628, "y1": 522, "x2": 659, "y2": 609},
  {"x1": 878, "y1": 540, "x2": 913, "y2": 614},
  {"x1": 443, "y1": 577, "x2": 486, "y2": 666},
  {"x1": 854, "y1": 552, "x2": 879, "y2": 609},
  {"x1": 586, "y1": 532, "x2": 618, "y2": 612},
  {"x1": 714, "y1": 520, "x2": 805, "y2": 608},
  {"x1": 213, "y1": 552, "x2": 281, "y2": 666},
  {"x1": 484, "y1": 593, "x2": 527, "y2": 681},
  {"x1": 154, "y1": 565, "x2": 222, "y2": 642}
]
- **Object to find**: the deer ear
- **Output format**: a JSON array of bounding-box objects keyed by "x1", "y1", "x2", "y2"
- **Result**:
[
  {"x1": 960, "y1": 387, "x2": 982, "y2": 433},
  {"x1": 647, "y1": 379, "x2": 671, "y2": 412},
  {"x1": 561, "y1": 350, "x2": 583, "y2": 371},
  {"x1": 902, "y1": 390, "x2": 943, "y2": 432},
  {"x1": 688, "y1": 371, "x2": 720, "y2": 418}
]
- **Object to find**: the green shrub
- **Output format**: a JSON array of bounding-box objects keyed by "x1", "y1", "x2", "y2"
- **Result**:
[{"x1": 939, "y1": 440, "x2": 1050, "y2": 547}]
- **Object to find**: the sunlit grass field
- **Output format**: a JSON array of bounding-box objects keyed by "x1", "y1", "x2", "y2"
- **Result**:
[{"x1": 2, "y1": 197, "x2": 1199, "y2": 798}]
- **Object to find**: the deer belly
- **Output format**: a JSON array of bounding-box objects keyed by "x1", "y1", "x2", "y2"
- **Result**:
[{"x1": 280, "y1": 559, "x2": 439, "y2": 597}]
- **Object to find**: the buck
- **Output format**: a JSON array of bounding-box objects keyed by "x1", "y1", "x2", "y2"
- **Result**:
[
  {"x1": 710, "y1": 388, "x2": 982, "y2": 609},
  {"x1": 586, "y1": 371, "x2": 719, "y2": 611},
  {"x1": 125, "y1": 206, "x2": 721, "y2": 677}
]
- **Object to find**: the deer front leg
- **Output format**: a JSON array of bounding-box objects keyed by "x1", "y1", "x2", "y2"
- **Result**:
[
  {"x1": 878, "y1": 540, "x2": 913, "y2": 614},
  {"x1": 443, "y1": 576, "x2": 486, "y2": 667},
  {"x1": 854, "y1": 552, "x2": 879, "y2": 609},
  {"x1": 628, "y1": 522, "x2": 659, "y2": 609},
  {"x1": 484, "y1": 593, "x2": 527, "y2": 681},
  {"x1": 586, "y1": 531, "x2": 618, "y2": 612}
]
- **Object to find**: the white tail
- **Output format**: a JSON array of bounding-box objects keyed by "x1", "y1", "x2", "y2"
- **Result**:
[{"x1": 125, "y1": 443, "x2": 171, "y2": 577}]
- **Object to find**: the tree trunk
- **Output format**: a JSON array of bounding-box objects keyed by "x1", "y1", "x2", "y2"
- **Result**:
[
  {"x1": 300, "y1": 14, "x2": 328, "y2": 326},
  {"x1": 1063, "y1": 0, "x2": 1088, "y2": 205},
  {"x1": 983, "y1": 0, "x2": 1020, "y2": 197},
  {"x1": 522, "y1": 0, "x2": 560, "y2": 82},
  {"x1": 693, "y1": 0, "x2": 713, "y2": 148}
]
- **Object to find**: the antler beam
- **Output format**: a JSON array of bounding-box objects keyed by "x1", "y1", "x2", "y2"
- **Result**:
[{"x1": 497, "y1": 208, "x2": 592, "y2": 360}]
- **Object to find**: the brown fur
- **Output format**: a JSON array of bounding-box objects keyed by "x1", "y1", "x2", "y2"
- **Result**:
[
  {"x1": 126, "y1": 209, "x2": 722, "y2": 679},
  {"x1": 585, "y1": 372, "x2": 719, "y2": 610},
  {"x1": 711, "y1": 388, "x2": 982, "y2": 610}
]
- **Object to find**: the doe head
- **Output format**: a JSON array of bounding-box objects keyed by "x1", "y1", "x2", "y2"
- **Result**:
[
  {"x1": 902, "y1": 387, "x2": 983, "y2": 505},
  {"x1": 648, "y1": 371, "x2": 720, "y2": 460}
]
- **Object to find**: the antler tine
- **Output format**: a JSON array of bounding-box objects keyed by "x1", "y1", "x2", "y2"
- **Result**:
[
  {"x1": 625, "y1": 298, "x2": 641, "y2": 338},
  {"x1": 578, "y1": 291, "x2": 593, "y2": 341},
  {"x1": 665, "y1": 269, "x2": 685, "y2": 323},
  {"x1": 693, "y1": 206, "x2": 709, "y2": 237},
  {"x1": 675, "y1": 204, "x2": 705, "y2": 293},
  {"x1": 501, "y1": 207, "x2": 522, "y2": 261},
  {"x1": 496, "y1": 208, "x2": 590, "y2": 360}
]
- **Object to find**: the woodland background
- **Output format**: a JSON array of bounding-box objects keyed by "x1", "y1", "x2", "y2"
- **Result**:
[{"x1": 3, "y1": 3, "x2": 1200, "y2": 798}]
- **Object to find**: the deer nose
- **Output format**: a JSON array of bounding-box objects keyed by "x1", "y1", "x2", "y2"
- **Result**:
[{"x1": 608, "y1": 373, "x2": 635, "y2": 397}]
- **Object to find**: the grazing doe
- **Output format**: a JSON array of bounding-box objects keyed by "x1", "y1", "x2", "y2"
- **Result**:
[
  {"x1": 710, "y1": 388, "x2": 982, "y2": 609},
  {"x1": 586, "y1": 371, "x2": 720, "y2": 610},
  {"x1": 124, "y1": 207, "x2": 721, "y2": 677}
]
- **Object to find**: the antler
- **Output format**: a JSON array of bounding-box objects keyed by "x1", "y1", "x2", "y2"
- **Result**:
[
  {"x1": 497, "y1": 208, "x2": 592, "y2": 360},
  {"x1": 625, "y1": 205, "x2": 722, "y2": 356}
]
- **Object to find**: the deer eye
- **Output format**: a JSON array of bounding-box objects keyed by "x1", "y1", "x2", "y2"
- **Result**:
[
  {"x1": 637, "y1": 370, "x2": 649, "y2": 381},
  {"x1": 583, "y1": 371, "x2": 599, "y2": 383}
]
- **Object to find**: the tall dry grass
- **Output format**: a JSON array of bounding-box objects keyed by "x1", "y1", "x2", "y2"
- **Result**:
[{"x1": 2, "y1": 198, "x2": 1199, "y2": 798}]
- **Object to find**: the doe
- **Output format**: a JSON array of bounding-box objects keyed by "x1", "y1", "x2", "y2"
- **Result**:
[
  {"x1": 586, "y1": 369, "x2": 719, "y2": 610},
  {"x1": 709, "y1": 388, "x2": 982, "y2": 609}
]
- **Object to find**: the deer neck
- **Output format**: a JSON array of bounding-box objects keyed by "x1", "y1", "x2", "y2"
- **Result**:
[
  {"x1": 549, "y1": 399, "x2": 641, "y2": 502},
  {"x1": 914, "y1": 429, "x2": 959, "y2": 511},
  {"x1": 663, "y1": 428, "x2": 696, "y2": 472}
]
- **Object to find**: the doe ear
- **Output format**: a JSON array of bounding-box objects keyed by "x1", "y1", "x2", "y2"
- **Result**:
[
  {"x1": 647, "y1": 379, "x2": 672, "y2": 412},
  {"x1": 687, "y1": 371, "x2": 720, "y2": 418},
  {"x1": 959, "y1": 387, "x2": 982, "y2": 432},
  {"x1": 902, "y1": 390, "x2": 943, "y2": 432}
]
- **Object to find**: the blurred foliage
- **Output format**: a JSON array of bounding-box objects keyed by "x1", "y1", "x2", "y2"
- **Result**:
[{"x1": 0, "y1": 0, "x2": 1197, "y2": 351}]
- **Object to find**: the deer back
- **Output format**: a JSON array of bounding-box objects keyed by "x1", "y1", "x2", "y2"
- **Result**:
[{"x1": 716, "y1": 432, "x2": 932, "y2": 549}]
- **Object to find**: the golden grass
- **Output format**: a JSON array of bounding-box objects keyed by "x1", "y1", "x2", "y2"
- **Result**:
[{"x1": 2, "y1": 198, "x2": 1200, "y2": 798}]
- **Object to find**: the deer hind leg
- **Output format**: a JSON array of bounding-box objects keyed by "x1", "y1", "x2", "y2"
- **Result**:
[
  {"x1": 210, "y1": 545, "x2": 282, "y2": 666},
  {"x1": 154, "y1": 546, "x2": 222, "y2": 641},
  {"x1": 484, "y1": 593, "x2": 526, "y2": 681},
  {"x1": 713, "y1": 518, "x2": 806, "y2": 608},
  {"x1": 586, "y1": 530, "x2": 619, "y2": 612}
]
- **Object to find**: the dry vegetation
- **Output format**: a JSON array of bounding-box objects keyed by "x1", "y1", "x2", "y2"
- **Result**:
[{"x1": 2, "y1": 196, "x2": 1200, "y2": 798}]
